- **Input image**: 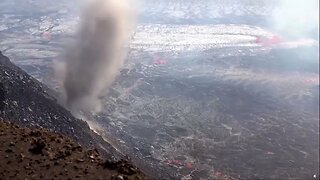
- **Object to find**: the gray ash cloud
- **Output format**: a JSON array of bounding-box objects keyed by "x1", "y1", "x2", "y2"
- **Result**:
[{"x1": 57, "y1": 0, "x2": 134, "y2": 113}]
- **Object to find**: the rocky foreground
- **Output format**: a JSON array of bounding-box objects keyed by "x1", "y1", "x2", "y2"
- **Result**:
[{"x1": 0, "y1": 120, "x2": 145, "y2": 179}]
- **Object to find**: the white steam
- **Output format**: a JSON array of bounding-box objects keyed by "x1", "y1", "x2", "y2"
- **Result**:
[
  {"x1": 271, "y1": 0, "x2": 319, "y2": 39},
  {"x1": 57, "y1": 0, "x2": 135, "y2": 113}
]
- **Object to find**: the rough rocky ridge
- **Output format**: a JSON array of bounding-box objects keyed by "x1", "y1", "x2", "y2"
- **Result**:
[{"x1": 0, "y1": 119, "x2": 145, "y2": 179}]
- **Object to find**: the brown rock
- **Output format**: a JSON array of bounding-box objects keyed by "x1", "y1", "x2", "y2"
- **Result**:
[{"x1": 29, "y1": 139, "x2": 45, "y2": 154}]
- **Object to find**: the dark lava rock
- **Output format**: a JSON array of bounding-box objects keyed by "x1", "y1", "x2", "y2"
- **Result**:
[
  {"x1": 29, "y1": 138, "x2": 46, "y2": 154},
  {"x1": 0, "y1": 82, "x2": 5, "y2": 112},
  {"x1": 101, "y1": 160, "x2": 118, "y2": 170}
]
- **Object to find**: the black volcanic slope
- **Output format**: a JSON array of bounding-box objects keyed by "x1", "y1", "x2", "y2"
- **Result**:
[{"x1": 0, "y1": 51, "x2": 122, "y2": 160}]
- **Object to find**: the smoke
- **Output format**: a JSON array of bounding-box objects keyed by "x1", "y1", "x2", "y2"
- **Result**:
[
  {"x1": 271, "y1": 0, "x2": 319, "y2": 39},
  {"x1": 57, "y1": 0, "x2": 135, "y2": 113}
]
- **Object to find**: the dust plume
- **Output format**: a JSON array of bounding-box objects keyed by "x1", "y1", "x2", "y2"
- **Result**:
[
  {"x1": 57, "y1": 0, "x2": 135, "y2": 113},
  {"x1": 271, "y1": 0, "x2": 319, "y2": 39}
]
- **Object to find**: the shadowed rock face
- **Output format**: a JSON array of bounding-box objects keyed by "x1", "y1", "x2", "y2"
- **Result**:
[
  {"x1": 0, "y1": 83, "x2": 4, "y2": 112},
  {"x1": 0, "y1": 51, "x2": 122, "y2": 160}
]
